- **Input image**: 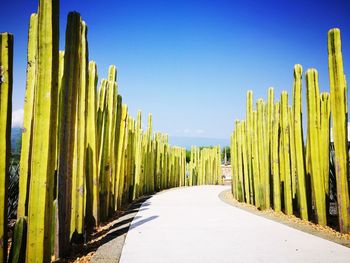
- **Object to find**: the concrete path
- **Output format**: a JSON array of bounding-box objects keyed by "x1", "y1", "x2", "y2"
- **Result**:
[{"x1": 120, "y1": 185, "x2": 350, "y2": 263}]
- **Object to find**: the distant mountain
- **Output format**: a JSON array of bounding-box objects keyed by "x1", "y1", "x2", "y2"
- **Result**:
[
  {"x1": 11, "y1": 127, "x2": 22, "y2": 153},
  {"x1": 168, "y1": 136, "x2": 229, "y2": 150}
]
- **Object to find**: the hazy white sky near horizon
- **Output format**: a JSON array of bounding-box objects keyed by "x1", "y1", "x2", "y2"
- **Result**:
[{"x1": 4, "y1": 0, "x2": 350, "y2": 140}]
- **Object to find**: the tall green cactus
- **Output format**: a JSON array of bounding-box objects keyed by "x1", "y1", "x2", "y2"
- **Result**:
[
  {"x1": 0, "y1": 32, "x2": 13, "y2": 263},
  {"x1": 257, "y1": 99, "x2": 267, "y2": 208},
  {"x1": 306, "y1": 69, "x2": 326, "y2": 226},
  {"x1": 292, "y1": 64, "x2": 308, "y2": 220},
  {"x1": 289, "y1": 106, "x2": 297, "y2": 199},
  {"x1": 26, "y1": 0, "x2": 59, "y2": 260},
  {"x1": 246, "y1": 91, "x2": 254, "y2": 203},
  {"x1": 281, "y1": 91, "x2": 293, "y2": 215},
  {"x1": 320, "y1": 93, "x2": 330, "y2": 196},
  {"x1": 266, "y1": 88, "x2": 274, "y2": 208},
  {"x1": 18, "y1": 14, "x2": 37, "y2": 218},
  {"x1": 327, "y1": 28, "x2": 350, "y2": 233},
  {"x1": 116, "y1": 104, "x2": 128, "y2": 208},
  {"x1": 252, "y1": 111, "x2": 261, "y2": 208},
  {"x1": 241, "y1": 121, "x2": 250, "y2": 203},
  {"x1": 57, "y1": 11, "x2": 81, "y2": 258},
  {"x1": 272, "y1": 102, "x2": 281, "y2": 212},
  {"x1": 71, "y1": 20, "x2": 89, "y2": 240},
  {"x1": 85, "y1": 61, "x2": 99, "y2": 227}
]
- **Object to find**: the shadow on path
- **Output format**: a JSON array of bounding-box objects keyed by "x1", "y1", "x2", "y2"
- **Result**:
[{"x1": 64, "y1": 195, "x2": 154, "y2": 262}]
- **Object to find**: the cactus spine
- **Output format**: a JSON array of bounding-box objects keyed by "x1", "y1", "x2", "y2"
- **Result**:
[
  {"x1": 0, "y1": 32, "x2": 13, "y2": 263},
  {"x1": 327, "y1": 28, "x2": 350, "y2": 233}
]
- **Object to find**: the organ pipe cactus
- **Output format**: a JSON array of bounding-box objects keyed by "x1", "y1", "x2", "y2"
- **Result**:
[
  {"x1": 292, "y1": 64, "x2": 308, "y2": 220},
  {"x1": 272, "y1": 102, "x2": 281, "y2": 212},
  {"x1": 71, "y1": 20, "x2": 89, "y2": 240},
  {"x1": 26, "y1": 0, "x2": 59, "y2": 261},
  {"x1": 0, "y1": 32, "x2": 13, "y2": 263},
  {"x1": 251, "y1": 111, "x2": 261, "y2": 208},
  {"x1": 328, "y1": 28, "x2": 350, "y2": 233},
  {"x1": 257, "y1": 99, "x2": 266, "y2": 208},
  {"x1": 86, "y1": 61, "x2": 99, "y2": 227},
  {"x1": 241, "y1": 121, "x2": 250, "y2": 203},
  {"x1": 320, "y1": 92, "x2": 330, "y2": 196},
  {"x1": 18, "y1": 14, "x2": 37, "y2": 218},
  {"x1": 246, "y1": 91, "x2": 254, "y2": 202},
  {"x1": 281, "y1": 91, "x2": 293, "y2": 215},
  {"x1": 289, "y1": 106, "x2": 297, "y2": 199},
  {"x1": 306, "y1": 69, "x2": 326, "y2": 226},
  {"x1": 57, "y1": 11, "x2": 81, "y2": 258}
]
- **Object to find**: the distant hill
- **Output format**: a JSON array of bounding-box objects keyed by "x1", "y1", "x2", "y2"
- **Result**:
[{"x1": 168, "y1": 136, "x2": 229, "y2": 150}]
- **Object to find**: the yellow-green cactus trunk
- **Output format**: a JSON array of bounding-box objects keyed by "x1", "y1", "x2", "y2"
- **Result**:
[
  {"x1": 0, "y1": 32, "x2": 13, "y2": 263},
  {"x1": 327, "y1": 28, "x2": 350, "y2": 233},
  {"x1": 292, "y1": 64, "x2": 308, "y2": 220}
]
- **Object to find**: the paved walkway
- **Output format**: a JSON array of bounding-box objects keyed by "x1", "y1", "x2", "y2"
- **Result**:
[{"x1": 120, "y1": 185, "x2": 350, "y2": 263}]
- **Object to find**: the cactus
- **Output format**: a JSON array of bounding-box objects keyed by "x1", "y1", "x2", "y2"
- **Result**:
[
  {"x1": 281, "y1": 91, "x2": 293, "y2": 215},
  {"x1": 327, "y1": 28, "x2": 350, "y2": 233},
  {"x1": 292, "y1": 64, "x2": 308, "y2": 220},
  {"x1": 17, "y1": 14, "x2": 37, "y2": 218},
  {"x1": 116, "y1": 104, "x2": 128, "y2": 208},
  {"x1": 252, "y1": 111, "x2": 261, "y2": 208},
  {"x1": 8, "y1": 217, "x2": 27, "y2": 263},
  {"x1": 320, "y1": 93, "x2": 330, "y2": 196},
  {"x1": 246, "y1": 91, "x2": 254, "y2": 202},
  {"x1": 71, "y1": 20, "x2": 89, "y2": 240},
  {"x1": 289, "y1": 106, "x2": 297, "y2": 199},
  {"x1": 85, "y1": 61, "x2": 99, "y2": 227},
  {"x1": 57, "y1": 11, "x2": 81, "y2": 258},
  {"x1": 26, "y1": 0, "x2": 59, "y2": 260},
  {"x1": 241, "y1": 121, "x2": 250, "y2": 203},
  {"x1": 306, "y1": 69, "x2": 326, "y2": 226},
  {"x1": 0, "y1": 32, "x2": 13, "y2": 263},
  {"x1": 272, "y1": 102, "x2": 281, "y2": 212},
  {"x1": 132, "y1": 110, "x2": 142, "y2": 199},
  {"x1": 257, "y1": 99, "x2": 267, "y2": 208}
]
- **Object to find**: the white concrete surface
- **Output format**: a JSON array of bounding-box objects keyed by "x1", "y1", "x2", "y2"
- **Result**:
[{"x1": 120, "y1": 185, "x2": 350, "y2": 263}]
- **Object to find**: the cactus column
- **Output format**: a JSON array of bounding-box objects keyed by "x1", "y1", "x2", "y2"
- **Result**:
[
  {"x1": 292, "y1": 64, "x2": 308, "y2": 220},
  {"x1": 85, "y1": 61, "x2": 99, "y2": 227},
  {"x1": 0, "y1": 32, "x2": 13, "y2": 263},
  {"x1": 320, "y1": 93, "x2": 330, "y2": 197},
  {"x1": 57, "y1": 12, "x2": 81, "y2": 258},
  {"x1": 306, "y1": 69, "x2": 326, "y2": 226},
  {"x1": 281, "y1": 92, "x2": 293, "y2": 215},
  {"x1": 327, "y1": 28, "x2": 350, "y2": 233},
  {"x1": 26, "y1": 0, "x2": 59, "y2": 261},
  {"x1": 272, "y1": 102, "x2": 281, "y2": 212},
  {"x1": 17, "y1": 14, "x2": 37, "y2": 218}
]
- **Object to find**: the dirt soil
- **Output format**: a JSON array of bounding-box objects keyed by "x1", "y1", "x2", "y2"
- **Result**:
[{"x1": 219, "y1": 189, "x2": 350, "y2": 248}]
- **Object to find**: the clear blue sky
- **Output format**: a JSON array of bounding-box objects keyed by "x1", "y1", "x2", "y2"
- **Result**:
[{"x1": 1, "y1": 0, "x2": 350, "y2": 140}]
